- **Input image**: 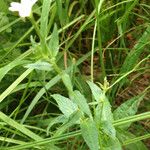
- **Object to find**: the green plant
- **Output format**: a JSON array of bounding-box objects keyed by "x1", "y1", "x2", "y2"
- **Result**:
[{"x1": 0, "y1": 0, "x2": 149, "y2": 149}]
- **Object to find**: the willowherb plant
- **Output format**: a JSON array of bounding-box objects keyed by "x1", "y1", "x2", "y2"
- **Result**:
[{"x1": 0, "y1": 0, "x2": 149, "y2": 149}]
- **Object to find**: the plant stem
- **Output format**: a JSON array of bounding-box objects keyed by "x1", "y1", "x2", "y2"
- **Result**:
[
  {"x1": 91, "y1": 22, "x2": 97, "y2": 82},
  {"x1": 123, "y1": 134, "x2": 150, "y2": 146},
  {"x1": 29, "y1": 14, "x2": 48, "y2": 56},
  {"x1": 29, "y1": 14, "x2": 43, "y2": 41},
  {"x1": 113, "y1": 111, "x2": 150, "y2": 127},
  {"x1": 95, "y1": 0, "x2": 106, "y2": 81}
]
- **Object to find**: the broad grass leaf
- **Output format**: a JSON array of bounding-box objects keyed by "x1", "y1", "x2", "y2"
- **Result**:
[
  {"x1": 0, "y1": 60, "x2": 27, "y2": 82},
  {"x1": 51, "y1": 94, "x2": 78, "y2": 118},
  {"x1": 56, "y1": 0, "x2": 69, "y2": 26},
  {"x1": 113, "y1": 94, "x2": 145, "y2": 129},
  {"x1": 119, "y1": 25, "x2": 150, "y2": 87},
  {"x1": 121, "y1": 25, "x2": 150, "y2": 73},
  {"x1": 48, "y1": 24, "x2": 59, "y2": 57},
  {"x1": 117, "y1": 129, "x2": 148, "y2": 150},
  {"x1": 0, "y1": 68, "x2": 33, "y2": 103},
  {"x1": 71, "y1": 90, "x2": 92, "y2": 118},
  {"x1": 87, "y1": 81, "x2": 103, "y2": 102},
  {"x1": 0, "y1": 112, "x2": 42, "y2": 141},
  {"x1": 24, "y1": 61, "x2": 53, "y2": 71},
  {"x1": 61, "y1": 73, "x2": 73, "y2": 92},
  {"x1": 80, "y1": 118, "x2": 99, "y2": 150}
]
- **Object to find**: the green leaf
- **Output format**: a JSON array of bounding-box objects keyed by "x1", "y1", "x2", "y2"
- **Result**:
[
  {"x1": 56, "y1": 0, "x2": 69, "y2": 26},
  {"x1": 71, "y1": 90, "x2": 92, "y2": 118},
  {"x1": 61, "y1": 73, "x2": 73, "y2": 92},
  {"x1": 0, "y1": 60, "x2": 28, "y2": 82},
  {"x1": 95, "y1": 95, "x2": 116, "y2": 138},
  {"x1": 100, "y1": 99, "x2": 116, "y2": 138},
  {"x1": 51, "y1": 94, "x2": 78, "y2": 118},
  {"x1": 0, "y1": 68, "x2": 33, "y2": 103},
  {"x1": 100, "y1": 97, "x2": 113, "y2": 122},
  {"x1": 0, "y1": 111, "x2": 42, "y2": 141},
  {"x1": 40, "y1": 0, "x2": 52, "y2": 39},
  {"x1": 113, "y1": 94, "x2": 145, "y2": 129},
  {"x1": 0, "y1": 12, "x2": 11, "y2": 33},
  {"x1": 117, "y1": 129, "x2": 148, "y2": 150},
  {"x1": 94, "y1": 94, "x2": 113, "y2": 123},
  {"x1": 0, "y1": 136, "x2": 26, "y2": 145},
  {"x1": 48, "y1": 24, "x2": 59, "y2": 57},
  {"x1": 119, "y1": 25, "x2": 150, "y2": 86},
  {"x1": 47, "y1": 115, "x2": 67, "y2": 136},
  {"x1": 101, "y1": 135, "x2": 122, "y2": 150},
  {"x1": 101, "y1": 121, "x2": 116, "y2": 139},
  {"x1": 80, "y1": 118, "x2": 99, "y2": 150},
  {"x1": 24, "y1": 61, "x2": 53, "y2": 71},
  {"x1": 54, "y1": 110, "x2": 81, "y2": 137},
  {"x1": 87, "y1": 81, "x2": 104, "y2": 102}
]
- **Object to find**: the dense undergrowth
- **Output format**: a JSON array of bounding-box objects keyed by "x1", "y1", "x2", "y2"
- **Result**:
[{"x1": 0, "y1": 0, "x2": 150, "y2": 149}]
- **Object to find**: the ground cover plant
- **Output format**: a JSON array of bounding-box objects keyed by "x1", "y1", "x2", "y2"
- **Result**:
[{"x1": 0, "y1": 0, "x2": 150, "y2": 149}]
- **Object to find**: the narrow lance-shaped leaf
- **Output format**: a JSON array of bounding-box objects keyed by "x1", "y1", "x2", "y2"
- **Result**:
[
  {"x1": 80, "y1": 118, "x2": 99, "y2": 150},
  {"x1": 51, "y1": 94, "x2": 78, "y2": 118},
  {"x1": 61, "y1": 72, "x2": 73, "y2": 92},
  {"x1": 98, "y1": 97, "x2": 116, "y2": 138},
  {"x1": 113, "y1": 93, "x2": 145, "y2": 129},
  {"x1": 88, "y1": 81, "x2": 116, "y2": 138},
  {"x1": 119, "y1": 25, "x2": 150, "y2": 88},
  {"x1": 24, "y1": 61, "x2": 53, "y2": 71},
  {"x1": 48, "y1": 24, "x2": 59, "y2": 57},
  {"x1": 87, "y1": 81, "x2": 103, "y2": 102},
  {"x1": 70, "y1": 90, "x2": 92, "y2": 118},
  {"x1": 40, "y1": 0, "x2": 52, "y2": 39}
]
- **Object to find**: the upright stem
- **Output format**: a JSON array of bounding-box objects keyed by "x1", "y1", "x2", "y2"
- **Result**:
[
  {"x1": 95, "y1": 0, "x2": 106, "y2": 81},
  {"x1": 29, "y1": 14, "x2": 48, "y2": 56},
  {"x1": 29, "y1": 14, "x2": 43, "y2": 41},
  {"x1": 91, "y1": 23, "x2": 97, "y2": 82}
]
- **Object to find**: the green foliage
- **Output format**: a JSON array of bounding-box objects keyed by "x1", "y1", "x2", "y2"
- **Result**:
[
  {"x1": 40, "y1": 0, "x2": 52, "y2": 40},
  {"x1": 24, "y1": 61, "x2": 53, "y2": 71},
  {"x1": 117, "y1": 129, "x2": 148, "y2": 150},
  {"x1": 51, "y1": 94, "x2": 78, "y2": 118},
  {"x1": 113, "y1": 93, "x2": 145, "y2": 129},
  {"x1": 70, "y1": 90, "x2": 92, "y2": 118},
  {"x1": 0, "y1": 0, "x2": 149, "y2": 149},
  {"x1": 80, "y1": 118, "x2": 99, "y2": 150},
  {"x1": 48, "y1": 24, "x2": 59, "y2": 57},
  {"x1": 0, "y1": 0, "x2": 8, "y2": 13}
]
